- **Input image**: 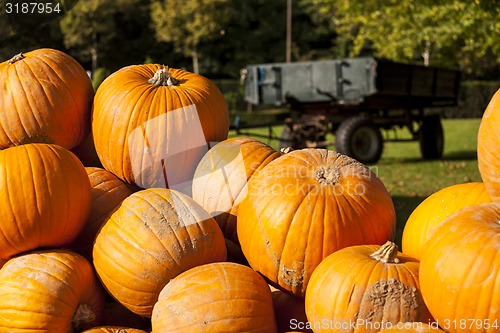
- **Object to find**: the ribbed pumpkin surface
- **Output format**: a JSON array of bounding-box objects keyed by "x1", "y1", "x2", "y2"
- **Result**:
[
  {"x1": 151, "y1": 262, "x2": 277, "y2": 333},
  {"x1": 93, "y1": 188, "x2": 227, "y2": 317},
  {"x1": 237, "y1": 148, "x2": 396, "y2": 297},
  {"x1": 0, "y1": 143, "x2": 91, "y2": 259},
  {"x1": 0, "y1": 250, "x2": 105, "y2": 332},
  {"x1": 0, "y1": 48, "x2": 93, "y2": 149},
  {"x1": 92, "y1": 64, "x2": 229, "y2": 192}
]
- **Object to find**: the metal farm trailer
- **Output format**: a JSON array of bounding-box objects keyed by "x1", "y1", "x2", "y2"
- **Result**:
[{"x1": 235, "y1": 57, "x2": 460, "y2": 164}]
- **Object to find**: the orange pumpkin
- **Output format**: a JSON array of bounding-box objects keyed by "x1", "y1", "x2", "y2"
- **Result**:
[
  {"x1": 237, "y1": 148, "x2": 396, "y2": 297},
  {"x1": 0, "y1": 250, "x2": 105, "y2": 332},
  {"x1": 0, "y1": 143, "x2": 92, "y2": 259},
  {"x1": 82, "y1": 327, "x2": 148, "y2": 333},
  {"x1": 401, "y1": 181, "x2": 492, "y2": 259},
  {"x1": 478, "y1": 88, "x2": 500, "y2": 201},
  {"x1": 305, "y1": 242, "x2": 432, "y2": 333},
  {"x1": 68, "y1": 167, "x2": 133, "y2": 261},
  {"x1": 92, "y1": 65, "x2": 229, "y2": 193},
  {"x1": 375, "y1": 323, "x2": 446, "y2": 332},
  {"x1": 0, "y1": 48, "x2": 93, "y2": 149},
  {"x1": 419, "y1": 202, "x2": 500, "y2": 333},
  {"x1": 192, "y1": 136, "x2": 281, "y2": 244},
  {"x1": 151, "y1": 262, "x2": 277, "y2": 332},
  {"x1": 93, "y1": 188, "x2": 227, "y2": 317}
]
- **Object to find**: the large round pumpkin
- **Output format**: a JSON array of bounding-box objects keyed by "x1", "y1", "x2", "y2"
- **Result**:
[
  {"x1": 151, "y1": 262, "x2": 277, "y2": 333},
  {"x1": 419, "y1": 202, "x2": 500, "y2": 333},
  {"x1": 0, "y1": 48, "x2": 93, "y2": 149},
  {"x1": 93, "y1": 188, "x2": 227, "y2": 317},
  {"x1": 192, "y1": 136, "x2": 281, "y2": 244},
  {"x1": 68, "y1": 167, "x2": 133, "y2": 261},
  {"x1": 92, "y1": 65, "x2": 229, "y2": 194},
  {"x1": 0, "y1": 249, "x2": 105, "y2": 332},
  {"x1": 305, "y1": 241, "x2": 432, "y2": 333},
  {"x1": 478, "y1": 88, "x2": 500, "y2": 201},
  {"x1": 0, "y1": 143, "x2": 92, "y2": 259},
  {"x1": 237, "y1": 148, "x2": 396, "y2": 297},
  {"x1": 401, "y1": 181, "x2": 492, "y2": 259}
]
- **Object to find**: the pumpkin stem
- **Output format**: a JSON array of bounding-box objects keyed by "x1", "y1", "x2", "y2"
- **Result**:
[
  {"x1": 370, "y1": 241, "x2": 400, "y2": 264},
  {"x1": 8, "y1": 52, "x2": 25, "y2": 64},
  {"x1": 148, "y1": 66, "x2": 180, "y2": 86},
  {"x1": 314, "y1": 166, "x2": 340, "y2": 185},
  {"x1": 71, "y1": 303, "x2": 96, "y2": 330},
  {"x1": 280, "y1": 147, "x2": 294, "y2": 154}
]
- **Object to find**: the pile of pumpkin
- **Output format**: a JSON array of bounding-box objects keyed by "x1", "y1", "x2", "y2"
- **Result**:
[{"x1": 0, "y1": 47, "x2": 499, "y2": 333}]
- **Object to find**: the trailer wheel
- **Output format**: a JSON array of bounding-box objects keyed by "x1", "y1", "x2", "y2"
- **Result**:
[
  {"x1": 279, "y1": 124, "x2": 326, "y2": 150},
  {"x1": 419, "y1": 115, "x2": 444, "y2": 160},
  {"x1": 335, "y1": 116, "x2": 383, "y2": 164}
]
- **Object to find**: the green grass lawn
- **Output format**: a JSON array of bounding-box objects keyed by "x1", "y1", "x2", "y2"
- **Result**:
[{"x1": 230, "y1": 118, "x2": 483, "y2": 247}]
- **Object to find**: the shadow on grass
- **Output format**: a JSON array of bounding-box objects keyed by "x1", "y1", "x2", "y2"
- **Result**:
[
  {"x1": 391, "y1": 195, "x2": 427, "y2": 248},
  {"x1": 382, "y1": 149, "x2": 477, "y2": 164}
]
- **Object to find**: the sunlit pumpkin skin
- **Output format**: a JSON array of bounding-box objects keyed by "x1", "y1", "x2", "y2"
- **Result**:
[
  {"x1": 419, "y1": 202, "x2": 500, "y2": 333},
  {"x1": 93, "y1": 188, "x2": 227, "y2": 317},
  {"x1": 375, "y1": 324, "x2": 446, "y2": 332},
  {"x1": 92, "y1": 65, "x2": 229, "y2": 194},
  {"x1": 0, "y1": 48, "x2": 93, "y2": 149},
  {"x1": 0, "y1": 250, "x2": 105, "y2": 332},
  {"x1": 401, "y1": 181, "x2": 492, "y2": 259},
  {"x1": 82, "y1": 327, "x2": 148, "y2": 333},
  {"x1": 305, "y1": 242, "x2": 432, "y2": 333},
  {"x1": 237, "y1": 148, "x2": 396, "y2": 297},
  {"x1": 269, "y1": 285, "x2": 313, "y2": 333},
  {"x1": 151, "y1": 262, "x2": 278, "y2": 333},
  {"x1": 68, "y1": 167, "x2": 133, "y2": 261},
  {"x1": 478, "y1": 88, "x2": 500, "y2": 201},
  {"x1": 192, "y1": 136, "x2": 281, "y2": 244},
  {"x1": 0, "y1": 143, "x2": 92, "y2": 259}
]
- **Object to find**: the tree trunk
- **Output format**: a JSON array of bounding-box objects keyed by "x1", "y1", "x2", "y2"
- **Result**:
[
  {"x1": 90, "y1": 31, "x2": 98, "y2": 75},
  {"x1": 192, "y1": 47, "x2": 199, "y2": 74}
]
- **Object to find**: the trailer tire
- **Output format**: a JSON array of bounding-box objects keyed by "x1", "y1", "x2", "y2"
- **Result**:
[
  {"x1": 419, "y1": 115, "x2": 444, "y2": 160},
  {"x1": 335, "y1": 116, "x2": 383, "y2": 164}
]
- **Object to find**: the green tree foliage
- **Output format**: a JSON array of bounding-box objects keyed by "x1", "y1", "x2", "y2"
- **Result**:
[
  {"x1": 60, "y1": 0, "x2": 163, "y2": 73},
  {"x1": 304, "y1": 0, "x2": 500, "y2": 78}
]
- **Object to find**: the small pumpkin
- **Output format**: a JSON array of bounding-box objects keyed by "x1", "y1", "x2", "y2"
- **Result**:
[
  {"x1": 81, "y1": 327, "x2": 148, "y2": 333},
  {"x1": 305, "y1": 241, "x2": 432, "y2": 333},
  {"x1": 401, "y1": 181, "x2": 492, "y2": 259},
  {"x1": 478, "y1": 88, "x2": 500, "y2": 201},
  {"x1": 0, "y1": 143, "x2": 92, "y2": 259},
  {"x1": 92, "y1": 65, "x2": 229, "y2": 193},
  {"x1": 93, "y1": 188, "x2": 227, "y2": 317},
  {"x1": 237, "y1": 148, "x2": 396, "y2": 297},
  {"x1": 375, "y1": 324, "x2": 446, "y2": 332},
  {"x1": 0, "y1": 48, "x2": 93, "y2": 149},
  {"x1": 419, "y1": 202, "x2": 500, "y2": 333},
  {"x1": 0, "y1": 249, "x2": 105, "y2": 332},
  {"x1": 68, "y1": 167, "x2": 133, "y2": 261},
  {"x1": 151, "y1": 262, "x2": 277, "y2": 333},
  {"x1": 192, "y1": 136, "x2": 281, "y2": 244}
]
